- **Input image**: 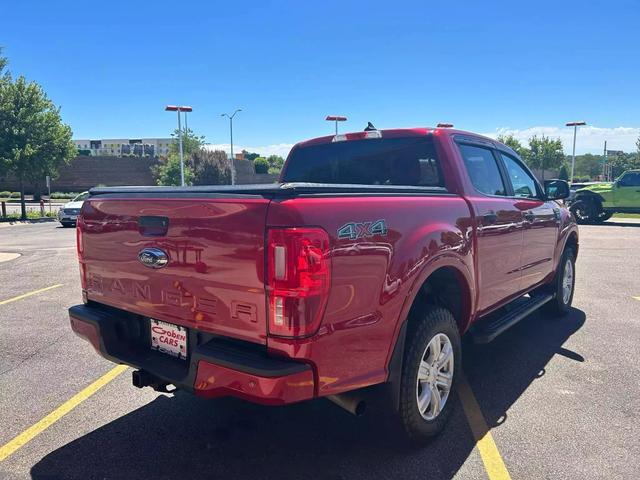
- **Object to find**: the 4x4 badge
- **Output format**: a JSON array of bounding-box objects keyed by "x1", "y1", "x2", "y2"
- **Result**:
[{"x1": 337, "y1": 219, "x2": 388, "y2": 240}]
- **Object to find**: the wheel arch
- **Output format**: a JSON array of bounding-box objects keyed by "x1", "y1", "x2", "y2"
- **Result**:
[
  {"x1": 386, "y1": 256, "x2": 474, "y2": 409},
  {"x1": 565, "y1": 229, "x2": 579, "y2": 257},
  {"x1": 574, "y1": 190, "x2": 605, "y2": 205}
]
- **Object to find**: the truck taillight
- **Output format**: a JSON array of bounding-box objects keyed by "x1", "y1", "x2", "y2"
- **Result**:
[
  {"x1": 76, "y1": 216, "x2": 84, "y2": 258},
  {"x1": 76, "y1": 216, "x2": 86, "y2": 291},
  {"x1": 267, "y1": 227, "x2": 331, "y2": 338}
]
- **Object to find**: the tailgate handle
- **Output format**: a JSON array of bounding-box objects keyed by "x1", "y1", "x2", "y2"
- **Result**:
[{"x1": 138, "y1": 216, "x2": 169, "y2": 236}]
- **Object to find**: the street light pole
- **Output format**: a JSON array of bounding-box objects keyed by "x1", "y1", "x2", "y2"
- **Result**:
[
  {"x1": 177, "y1": 109, "x2": 184, "y2": 185},
  {"x1": 221, "y1": 109, "x2": 242, "y2": 185},
  {"x1": 566, "y1": 121, "x2": 586, "y2": 183},
  {"x1": 325, "y1": 115, "x2": 347, "y2": 134},
  {"x1": 165, "y1": 105, "x2": 193, "y2": 186}
]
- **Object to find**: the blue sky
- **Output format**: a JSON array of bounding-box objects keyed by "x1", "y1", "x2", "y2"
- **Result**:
[{"x1": 3, "y1": 0, "x2": 639, "y2": 155}]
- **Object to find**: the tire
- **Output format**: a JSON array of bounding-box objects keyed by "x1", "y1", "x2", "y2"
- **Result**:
[
  {"x1": 543, "y1": 248, "x2": 575, "y2": 316},
  {"x1": 570, "y1": 198, "x2": 610, "y2": 224},
  {"x1": 398, "y1": 306, "x2": 461, "y2": 442},
  {"x1": 598, "y1": 211, "x2": 613, "y2": 222},
  {"x1": 570, "y1": 199, "x2": 596, "y2": 224}
]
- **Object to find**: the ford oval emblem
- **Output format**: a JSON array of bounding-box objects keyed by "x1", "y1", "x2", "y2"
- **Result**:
[{"x1": 138, "y1": 248, "x2": 169, "y2": 269}]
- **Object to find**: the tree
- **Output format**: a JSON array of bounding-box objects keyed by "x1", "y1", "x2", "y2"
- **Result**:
[
  {"x1": 242, "y1": 150, "x2": 260, "y2": 161},
  {"x1": 607, "y1": 152, "x2": 640, "y2": 179},
  {"x1": 153, "y1": 128, "x2": 205, "y2": 186},
  {"x1": 153, "y1": 155, "x2": 193, "y2": 186},
  {"x1": 497, "y1": 134, "x2": 528, "y2": 158},
  {"x1": 168, "y1": 127, "x2": 204, "y2": 158},
  {"x1": 254, "y1": 157, "x2": 269, "y2": 174},
  {"x1": 574, "y1": 154, "x2": 603, "y2": 180},
  {"x1": 558, "y1": 162, "x2": 569, "y2": 181},
  {"x1": 191, "y1": 149, "x2": 231, "y2": 185},
  {"x1": 526, "y1": 135, "x2": 564, "y2": 180},
  {"x1": 0, "y1": 48, "x2": 9, "y2": 83},
  {"x1": 266, "y1": 155, "x2": 285, "y2": 174},
  {"x1": 0, "y1": 54, "x2": 76, "y2": 219}
]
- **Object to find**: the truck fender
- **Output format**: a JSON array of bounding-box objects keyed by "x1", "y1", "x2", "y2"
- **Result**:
[
  {"x1": 385, "y1": 253, "x2": 475, "y2": 410},
  {"x1": 573, "y1": 190, "x2": 605, "y2": 205},
  {"x1": 552, "y1": 221, "x2": 579, "y2": 273}
]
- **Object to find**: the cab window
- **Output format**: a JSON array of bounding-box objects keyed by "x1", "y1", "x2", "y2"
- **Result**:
[
  {"x1": 458, "y1": 144, "x2": 506, "y2": 196},
  {"x1": 618, "y1": 171, "x2": 640, "y2": 187},
  {"x1": 500, "y1": 153, "x2": 539, "y2": 198}
]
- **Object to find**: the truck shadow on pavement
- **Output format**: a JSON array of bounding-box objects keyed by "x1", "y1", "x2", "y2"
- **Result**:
[{"x1": 31, "y1": 308, "x2": 586, "y2": 480}]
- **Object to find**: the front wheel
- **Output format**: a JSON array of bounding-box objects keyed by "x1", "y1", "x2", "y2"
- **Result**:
[
  {"x1": 570, "y1": 199, "x2": 596, "y2": 224},
  {"x1": 570, "y1": 198, "x2": 610, "y2": 224},
  {"x1": 398, "y1": 306, "x2": 461, "y2": 442},
  {"x1": 544, "y1": 248, "x2": 575, "y2": 316}
]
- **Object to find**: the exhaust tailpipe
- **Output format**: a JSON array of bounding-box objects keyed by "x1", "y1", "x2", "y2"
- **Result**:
[{"x1": 327, "y1": 392, "x2": 367, "y2": 416}]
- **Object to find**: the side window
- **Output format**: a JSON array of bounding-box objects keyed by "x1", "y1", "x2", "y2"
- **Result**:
[
  {"x1": 500, "y1": 153, "x2": 539, "y2": 198},
  {"x1": 618, "y1": 172, "x2": 640, "y2": 187},
  {"x1": 458, "y1": 144, "x2": 506, "y2": 196}
]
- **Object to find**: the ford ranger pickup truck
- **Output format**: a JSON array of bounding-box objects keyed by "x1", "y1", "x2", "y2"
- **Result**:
[{"x1": 68, "y1": 127, "x2": 577, "y2": 441}]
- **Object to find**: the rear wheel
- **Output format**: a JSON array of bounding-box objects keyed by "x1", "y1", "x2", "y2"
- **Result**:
[
  {"x1": 543, "y1": 248, "x2": 575, "y2": 316},
  {"x1": 398, "y1": 306, "x2": 461, "y2": 442}
]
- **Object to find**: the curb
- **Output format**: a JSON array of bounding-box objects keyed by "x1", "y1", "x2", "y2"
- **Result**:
[{"x1": 0, "y1": 218, "x2": 58, "y2": 227}]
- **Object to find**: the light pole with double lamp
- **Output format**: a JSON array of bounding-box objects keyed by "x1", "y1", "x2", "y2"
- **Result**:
[
  {"x1": 221, "y1": 109, "x2": 241, "y2": 185},
  {"x1": 566, "y1": 121, "x2": 586, "y2": 183},
  {"x1": 165, "y1": 105, "x2": 193, "y2": 186}
]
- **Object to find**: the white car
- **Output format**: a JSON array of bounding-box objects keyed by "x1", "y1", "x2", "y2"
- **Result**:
[{"x1": 58, "y1": 191, "x2": 89, "y2": 227}]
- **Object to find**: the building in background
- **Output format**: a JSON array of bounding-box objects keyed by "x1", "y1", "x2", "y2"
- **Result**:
[{"x1": 73, "y1": 138, "x2": 173, "y2": 157}]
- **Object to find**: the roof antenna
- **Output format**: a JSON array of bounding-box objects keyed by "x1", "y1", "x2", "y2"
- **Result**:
[{"x1": 364, "y1": 122, "x2": 377, "y2": 131}]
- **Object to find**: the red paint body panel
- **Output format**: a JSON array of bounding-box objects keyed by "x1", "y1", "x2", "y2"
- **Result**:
[
  {"x1": 265, "y1": 195, "x2": 474, "y2": 395},
  {"x1": 72, "y1": 127, "x2": 578, "y2": 406},
  {"x1": 80, "y1": 197, "x2": 270, "y2": 344},
  {"x1": 193, "y1": 360, "x2": 315, "y2": 405}
]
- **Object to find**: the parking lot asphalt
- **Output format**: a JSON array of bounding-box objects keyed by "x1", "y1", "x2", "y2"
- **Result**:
[{"x1": 0, "y1": 220, "x2": 639, "y2": 480}]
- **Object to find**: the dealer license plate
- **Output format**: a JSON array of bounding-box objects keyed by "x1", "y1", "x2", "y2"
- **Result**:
[{"x1": 150, "y1": 319, "x2": 188, "y2": 360}]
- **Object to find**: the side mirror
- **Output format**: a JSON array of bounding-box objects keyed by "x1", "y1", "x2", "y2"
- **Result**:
[{"x1": 544, "y1": 179, "x2": 570, "y2": 200}]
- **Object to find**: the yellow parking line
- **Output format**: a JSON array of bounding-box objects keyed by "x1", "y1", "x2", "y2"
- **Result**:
[
  {"x1": 633, "y1": 296, "x2": 640, "y2": 302},
  {"x1": 0, "y1": 365, "x2": 128, "y2": 462},
  {"x1": 458, "y1": 375, "x2": 512, "y2": 480},
  {"x1": 0, "y1": 284, "x2": 64, "y2": 306}
]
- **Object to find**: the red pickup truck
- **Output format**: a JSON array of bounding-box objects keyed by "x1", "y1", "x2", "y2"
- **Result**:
[{"x1": 69, "y1": 127, "x2": 577, "y2": 441}]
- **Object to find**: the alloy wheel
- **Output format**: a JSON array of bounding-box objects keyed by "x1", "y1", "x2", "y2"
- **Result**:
[{"x1": 416, "y1": 333, "x2": 454, "y2": 421}]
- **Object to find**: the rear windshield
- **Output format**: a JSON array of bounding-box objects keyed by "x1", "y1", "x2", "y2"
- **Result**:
[{"x1": 282, "y1": 137, "x2": 442, "y2": 187}]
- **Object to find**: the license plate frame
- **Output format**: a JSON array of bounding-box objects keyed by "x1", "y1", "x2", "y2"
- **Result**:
[{"x1": 149, "y1": 318, "x2": 188, "y2": 360}]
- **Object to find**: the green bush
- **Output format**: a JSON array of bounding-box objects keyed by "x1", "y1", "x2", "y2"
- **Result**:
[
  {"x1": 50, "y1": 191, "x2": 80, "y2": 199},
  {"x1": 9, "y1": 192, "x2": 20, "y2": 198},
  {"x1": 1, "y1": 210, "x2": 57, "y2": 221},
  {"x1": 0, "y1": 191, "x2": 14, "y2": 198},
  {"x1": 254, "y1": 157, "x2": 269, "y2": 174}
]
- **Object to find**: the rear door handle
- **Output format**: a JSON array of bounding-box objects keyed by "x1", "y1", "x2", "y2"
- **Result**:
[{"x1": 482, "y1": 213, "x2": 498, "y2": 225}]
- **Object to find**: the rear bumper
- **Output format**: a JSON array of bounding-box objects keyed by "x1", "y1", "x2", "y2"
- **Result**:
[{"x1": 68, "y1": 304, "x2": 315, "y2": 405}]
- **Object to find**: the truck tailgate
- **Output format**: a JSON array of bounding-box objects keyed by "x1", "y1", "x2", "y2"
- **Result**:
[{"x1": 79, "y1": 196, "x2": 270, "y2": 345}]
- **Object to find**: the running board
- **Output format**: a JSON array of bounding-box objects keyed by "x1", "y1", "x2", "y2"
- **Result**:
[{"x1": 471, "y1": 293, "x2": 554, "y2": 344}]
